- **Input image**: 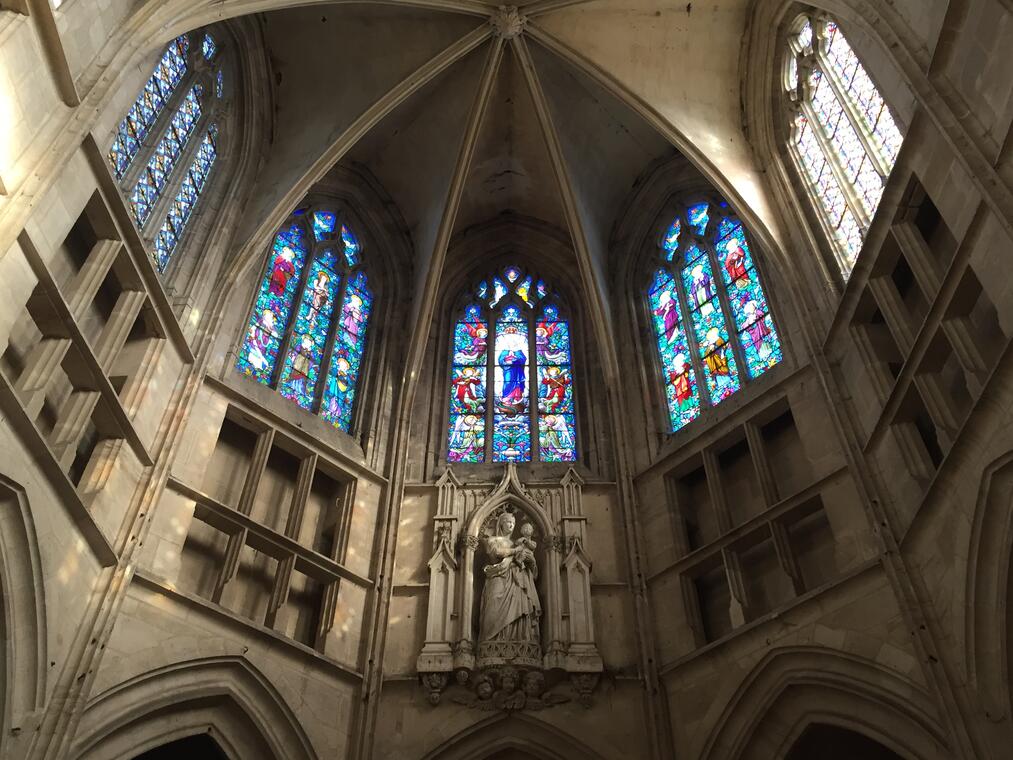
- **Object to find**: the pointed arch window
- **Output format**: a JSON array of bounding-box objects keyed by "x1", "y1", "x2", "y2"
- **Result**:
[
  {"x1": 649, "y1": 202, "x2": 782, "y2": 434},
  {"x1": 107, "y1": 29, "x2": 229, "y2": 273},
  {"x1": 447, "y1": 266, "x2": 576, "y2": 464},
  {"x1": 236, "y1": 206, "x2": 373, "y2": 434},
  {"x1": 785, "y1": 14, "x2": 904, "y2": 274}
]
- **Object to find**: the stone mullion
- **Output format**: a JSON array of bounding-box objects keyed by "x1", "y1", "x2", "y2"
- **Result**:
[
  {"x1": 744, "y1": 422, "x2": 779, "y2": 506},
  {"x1": 91, "y1": 290, "x2": 147, "y2": 371},
  {"x1": 118, "y1": 55, "x2": 199, "y2": 192},
  {"x1": 267, "y1": 453, "x2": 316, "y2": 630},
  {"x1": 816, "y1": 48, "x2": 893, "y2": 178},
  {"x1": 485, "y1": 310, "x2": 497, "y2": 461},
  {"x1": 139, "y1": 100, "x2": 219, "y2": 242},
  {"x1": 892, "y1": 222, "x2": 988, "y2": 376},
  {"x1": 116, "y1": 338, "x2": 165, "y2": 418},
  {"x1": 867, "y1": 278, "x2": 959, "y2": 437},
  {"x1": 67, "y1": 240, "x2": 122, "y2": 318},
  {"x1": 801, "y1": 93, "x2": 871, "y2": 230},
  {"x1": 15, "y1": 338, "x2": 73, "y2": 418},
  {"x1": 528, "y1": 308, "x2": 540, "y2": 461},
  {"x1": 702, "y1": 448, "x2": 750, "y2": 625},
  {"x1": 768, "y1": 520, "x2": 806, "y2": 595},
  {"x1": 316, "y1": 478, "x2": 357, "y2": 650},
  {"x1": 48, "y1": 390, "x2": 102, "y2": 469},
  {"x1": 210, "y1": 427, "x2": 274, "y2": 604}
]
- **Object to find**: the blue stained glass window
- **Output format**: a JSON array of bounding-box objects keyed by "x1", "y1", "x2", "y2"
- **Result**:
[
  {"x1": 313, "y1": 211, "x2": 336, "y2": 241},
  {"x1": 109, "y1": 35, "x2": 189, "y2": 179},
  {"x1": 130, "y1": 84, "x2": 203, "y2": 226},
  {"x1": 687, "y1": 203, "x2": 710, "y2": 235},
  {"x1": 649, "y1": 204, "x2": 781, "y2": 433},
  {"x1": 448, "y1": 304, "x2": 488, "y2": 463},
  {"x1": 340, "y1": 224, "x2": 360, "y2": 266},
  {"x1": 202, "y1": 33, "x2": 217, "y2": 61},
  {"x1": 536, "y1": 304, "x2": 576, "y2": 462},
  {"x1": 152, "y1": 125, "x2": 217, "y2": 272},
  {"x1": 716, "y1": 218, "x2": 783, "y2": 378},
  {"x1": 662, "y1": 218, "x2": 681, "y2": 261},
  {"x1": 216, "y1": 69, "x2": 224, "y2": 99},
  {"x1": 236, "y1": 209, "x2": 373, "y2": 434},
  {"x1": 320, "y1": 271, "x2": 372, "y2": 432},
  {"x1": 447, "y1": 266, "x2": 576, "y2": 462}
]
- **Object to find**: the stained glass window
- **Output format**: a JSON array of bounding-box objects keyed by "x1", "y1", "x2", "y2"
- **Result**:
[
  {"x1": 649, "y1": 202, "x2": 782, "y2": 433},
  {"x1": 446, "y1": 266, "x2": 577, "y2": 463},
  {"x1": 236, "y1": 209, "x2": 373, "y2": 434},
  {"x1": 151, "y1": 124, "x2": 218, "y2": 272},
  {"x1": 129, "y1": 84, "x2": 203, "y2": 226},
  {"x1": 202, "y1": 33, "x2": 217, "y2": 61},
  {"x1": 216, "y1": 69, "x2": 224, "y2": 99},
  {"x1": 109, "y1": 35, "x2": 189, "y2": 179},
  {"x1": 785, "y1": 14, "x2": 904, "y2": 273}
]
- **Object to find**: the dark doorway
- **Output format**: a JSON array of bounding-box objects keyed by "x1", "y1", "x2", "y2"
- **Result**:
[
  {"x1": 132, "y1": 734, "x2": 229, "y2": 760},
  {"x1": 786, "y1": 723, "x2": 905, "y2": 760}
]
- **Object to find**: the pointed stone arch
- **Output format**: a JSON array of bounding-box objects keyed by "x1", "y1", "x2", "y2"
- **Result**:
[
  {"x1": 420, "y1": 712, "x2": 609, "y2": 760},
  {"x1": 697, "y1": 646, "x2": 950, "y2": 760},
  {"x1": 965, "y1": 451, "x2": 1013, "y2": 724},
  {"x1": 0, "y1": 474, "x2": 47, "y2": 758},
  {"x1": 72, "y1": 656, "x2": 315, "y2": 760}
]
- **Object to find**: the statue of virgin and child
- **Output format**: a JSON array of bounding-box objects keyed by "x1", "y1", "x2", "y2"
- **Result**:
[{"x1": 478, "y1": 510, "x2": 542, "y2": 655}]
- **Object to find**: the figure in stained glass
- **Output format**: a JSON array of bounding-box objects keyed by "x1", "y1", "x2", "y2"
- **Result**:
[
  {"x1": 653, "y1": 288, "x2": 680, "y2": 344},
  {"x1": 688, "y1": 264, "x2": 714, "y2": 310},
  {"x1": 723, "y1": 237, "x2": 748, "y2": 282},
  {"x1": 447, "y1": 268, "x2": 577, "y2": 463},
  {"x1": 649, "y1": 204, "x2": 780, "y2": 430},
  {"x1": 539, "y1": 415, "x2": 575, "y2": 462},
  {"x1": 270, "y1": 247, "x2": 297, "y2": 295},
  {"x1": 245, "y1": 309, "x2": 277, "y2": 374},
  {"x1": 236, "y1": 211, "x2": 372, "y2": 432},
  {"x1": 539, "y1": 367, "x2": 570, "y2": 413}
]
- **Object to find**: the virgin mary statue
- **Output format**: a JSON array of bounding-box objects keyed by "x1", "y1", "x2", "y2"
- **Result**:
[{"x1": 478, "y1": 511, "x2": 541, "y2": 654}]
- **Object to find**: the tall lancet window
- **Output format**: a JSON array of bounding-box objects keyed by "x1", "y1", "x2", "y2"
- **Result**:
[
  {"x1": 649, "y1": 201, "x2": 782, "y2": 434},
  {"x1": 107, "y1": 30, "x2": 229, "y2": 273},
  {"x1": 447, "y1": 266, "x2": 577, "y2": 464},
  {"x1": 785, "y1": 14, "x2": 904, "y2": 275},
  {"x1": 236, "y1": 207, "x2": 372, "y2": 434}
]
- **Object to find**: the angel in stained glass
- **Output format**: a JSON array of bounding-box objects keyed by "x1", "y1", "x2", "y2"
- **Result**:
[{"x1": 539, "y1": 367, "x2": 570, "y2": 412}]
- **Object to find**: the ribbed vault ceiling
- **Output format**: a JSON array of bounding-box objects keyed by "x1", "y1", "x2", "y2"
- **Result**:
[{"x1": 216, "y1": 0, "x2": 771, "y2": 317}]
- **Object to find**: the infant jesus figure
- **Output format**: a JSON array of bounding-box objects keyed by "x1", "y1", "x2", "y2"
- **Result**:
[{"x1": 515, "y1": 523, "x2": 537, "y2": 570}]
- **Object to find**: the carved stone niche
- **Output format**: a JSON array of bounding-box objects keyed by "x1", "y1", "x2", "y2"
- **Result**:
[{"x1": 417, "y1": 465, "x2": 603, "y2": 709}]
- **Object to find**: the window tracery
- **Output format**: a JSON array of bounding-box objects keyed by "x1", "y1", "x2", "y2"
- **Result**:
[
  {"x1": 107, "y1": 30, "x2": 228, "y2": 273},
  {"x1": 236, "y1": 206, "x2": 373, "y2": 435},
  {"x1": 648, "y1": 201, "x2": 782, "y2": 434},
  {"x1": 785, "y1": 14, "x2": 904, "y2": 274},
  {"x1": 448, "y1": 266, "x2": 576, "y2": 464}
]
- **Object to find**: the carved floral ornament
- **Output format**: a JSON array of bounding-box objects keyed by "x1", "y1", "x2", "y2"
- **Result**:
[{"x1": 417, "y1": 465, "x2": 602, "y2": 710}]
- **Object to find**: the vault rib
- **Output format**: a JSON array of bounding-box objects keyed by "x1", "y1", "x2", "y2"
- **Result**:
[
  {"x1": 351, "y1": 35, "x2": 505, "y2": 760},
  {"x1": 224, "y1": 24, "x2": 493, "y2": 282},
  {"x1": 512, "y1": 33, "x2": 673, "y2": 760}
]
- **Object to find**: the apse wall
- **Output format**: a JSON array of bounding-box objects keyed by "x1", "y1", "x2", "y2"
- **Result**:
[{"x1": 0, "y1": 1, "x2": 1012, "y2": 759}]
